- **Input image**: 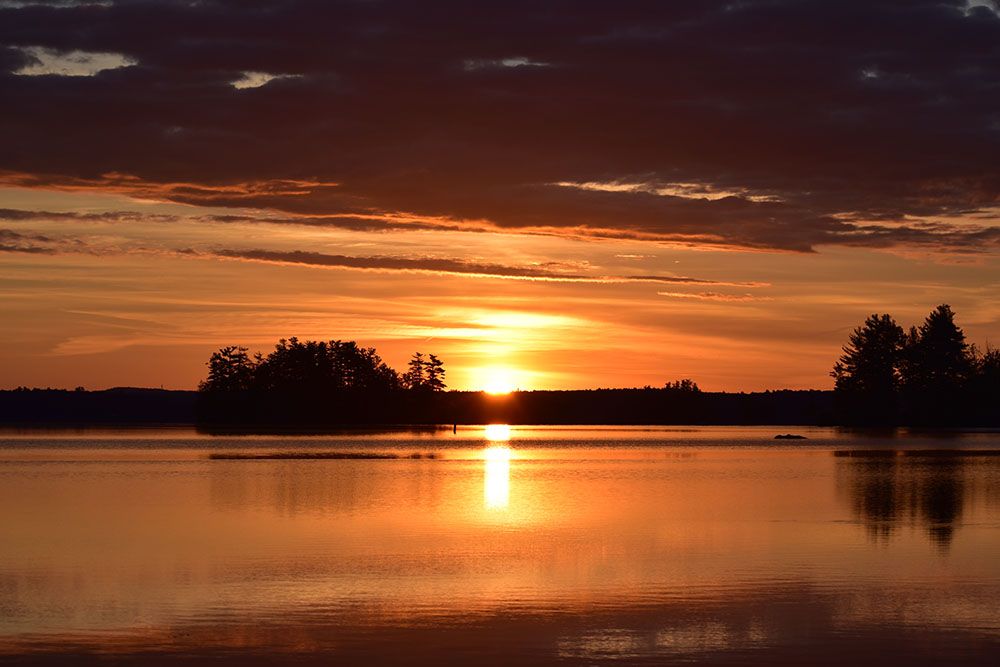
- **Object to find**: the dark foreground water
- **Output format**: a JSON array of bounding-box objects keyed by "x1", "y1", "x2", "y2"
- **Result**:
[{"x1": 1, "y1": 425, "x2": 999, "y2": 665}]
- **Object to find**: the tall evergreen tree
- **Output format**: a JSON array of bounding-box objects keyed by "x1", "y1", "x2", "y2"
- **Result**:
[
  {"x1": 903, "y1": 305, "x2": 971, "y2": 393},
  {"x1": 425, "y1": 354, "x2": 447, "y2": 392},
  {"x1": 200, "y1": 346, "x2": 257, "y2": 392},
  {"x1": 901, "y1": 305, "x2": 973, "y2": 424},
  {"x1": 831, "y1": 313, "x2": 905, "y2": 424},
  {"x1": 403, "y1": 352, "x2": 426, "y2": 390}
]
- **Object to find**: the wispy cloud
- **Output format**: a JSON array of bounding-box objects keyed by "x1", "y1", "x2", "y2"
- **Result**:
[
  {"x1": 626, "y1": 275, "x2": 768, "y2": 288},
  {"x1": 0, "y1": 226, "x2": 766, "y2": 288},
  {"x1": 657, "y1": 291, "x2": 771, "y2": 302},
  {"x1": 211, "y1": 248, "x2": 761, "y2": 287}
]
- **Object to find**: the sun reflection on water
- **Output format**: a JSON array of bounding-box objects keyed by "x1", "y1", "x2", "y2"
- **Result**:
[
  {"x1": 484, "y1": 424, "x2": 512, "y2": 441},
  {"x1": 483, "y1": 446, "x2": 511, "y2": 509}
]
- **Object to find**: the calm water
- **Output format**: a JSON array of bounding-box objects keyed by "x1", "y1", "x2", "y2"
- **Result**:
[{"x1": 1, "y1": 425, "x2": 1000, "y2": 665}]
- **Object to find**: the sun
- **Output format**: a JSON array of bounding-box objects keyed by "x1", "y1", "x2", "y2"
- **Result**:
[{"x1": 481, "y1": 367, "x2": 517, "y2": 395}]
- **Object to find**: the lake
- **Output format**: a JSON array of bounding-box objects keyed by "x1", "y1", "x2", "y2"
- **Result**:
[{"x1": 1, "y1": 425, "x2": 999, "y2": 665}]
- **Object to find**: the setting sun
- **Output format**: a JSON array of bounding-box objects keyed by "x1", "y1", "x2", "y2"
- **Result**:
[{"x1": 481, "y1": 367, "x2": 518, "y2": 394}]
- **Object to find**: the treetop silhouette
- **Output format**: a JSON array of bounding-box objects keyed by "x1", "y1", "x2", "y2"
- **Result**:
[
  {"x1": 200, "y1": 338, "x2": 445, "y2": 395},
  {"x1": 832, "y1": 305, "x2": 996, "y2": 425}
]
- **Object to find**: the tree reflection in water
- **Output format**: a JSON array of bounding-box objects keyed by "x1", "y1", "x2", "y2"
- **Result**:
[{"x1": 835, "y1": 454, "x2": 976, "y2": 549}]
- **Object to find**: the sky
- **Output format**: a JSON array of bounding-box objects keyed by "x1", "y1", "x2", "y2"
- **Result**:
[{"x1": 1, "y1": 0, "x2": 999, "y2": 392}]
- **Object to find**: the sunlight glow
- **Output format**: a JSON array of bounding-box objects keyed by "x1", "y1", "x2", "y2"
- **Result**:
[
  {"x1": 483, "y1": 446, "x2": 511, "y2": 509},
  {"x1": 482, "y1": 368, "x2": 518, "y2": 394},
  {"x1": 484, "y1": 424, "x2": 512, "y2": 441}
]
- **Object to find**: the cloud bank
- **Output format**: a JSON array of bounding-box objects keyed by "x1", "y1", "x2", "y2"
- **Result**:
[{"x1": 2, "y1": 1, "x2": 1000, "y2": 251}]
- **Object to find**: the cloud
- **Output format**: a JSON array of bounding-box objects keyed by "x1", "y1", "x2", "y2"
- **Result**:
[
  {"x1": 211, "y1": 248, "x2": 760, "y2": 286},
  {"x1": 0, "y1": 220, "x2": 764, "y2": 286},
  {"x1": 13, "y1": 46, "x2": 135, "y2": 76},
  {"x1": 553, "y1": 180, "x2": 781, "y2": 203},
  {"x1": 627, "y1": 275, "x2": 767, "y2": 287},
  {"x1": 0, "y1": 203, "x2": 478, "y2": 234},
  {"x1": 0, "y1": 227, "x2": 56, "y2": 253},
  {"x1": 1, "y1": 1, "x2": 1000, "y2": 252},
  {"x1": 0, "y1": 206, "x2": 181, "y2": 224},
  {"x1": 463, "y1": 56, "x2": 551, "y2": 71},
  {"x1": 0, "y1": 172, "x2": 345, "y2": 208},
  {"x1": 0, "y1": 1, "x2": 109, "y2": 8},
  {"x1": 657, "y1": 291, "x2": 770, "y2": 302},
  {"x1": 212, "y1": 248, "x2": 602, "y2": 281},
  {"x1": 231, "y1": 71, "x2": 300, "y2": 90}
]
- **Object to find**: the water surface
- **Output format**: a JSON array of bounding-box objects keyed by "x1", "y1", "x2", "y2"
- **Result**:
[{"x1": 1, "y1": 425, "x2": 999, "y2": 665}]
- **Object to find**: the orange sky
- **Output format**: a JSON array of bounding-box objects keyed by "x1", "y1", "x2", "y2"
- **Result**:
[
  {"x1": 2, "y1": 1, "x2": 1000, "y2": 391},
  {"x1": 2, "y1": 186, "x2": 997, "y2": 392}
]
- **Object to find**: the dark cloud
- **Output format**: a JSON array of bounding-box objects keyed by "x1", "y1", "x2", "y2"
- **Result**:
[
  {"x1": 0, "y1": 244, "x2": 54, "y2": 253},
  {"x1": 623, "y1": 275, "x2": 766, "y2": 287},
  {"x1": 0, "y1": 206, "x2": 179, "y2": 224},
  {"x1": 0, "y1": 218, "x2": 759, "y2": 284},
  {"x1": 0, "y1": 204, "x2": 470, "y2": 233},
  {"x1": 0, "y1": 227, "x2": 56, "y2": 253},
  {"x1": 2, "y1": 1, "x2": 1000, "y2": 251},
  {"x1": 213, "y1": 248, "x2": 601, "y2": 281},
  {"x1": 0, "y1": 44, "x2": 35, "y2": 71},
  {"x1": 0, "y1": 227, "x2": 52, "y2": 242},
  {"x1": 212, "y1": 247, "x2": 756, "y2": 286}
]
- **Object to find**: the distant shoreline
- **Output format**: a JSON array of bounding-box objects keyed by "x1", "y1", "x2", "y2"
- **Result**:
[
  {"x1": 0, "y1": 386, "x2": 838, "y2": 428},
  {"x1": 2, "y1": 385, "x2": 997, "y2": 429}
]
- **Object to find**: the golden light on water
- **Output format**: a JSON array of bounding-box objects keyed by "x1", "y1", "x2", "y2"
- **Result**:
[
  {"x1": 483, "y1": 445, "x2": 512, "y2": 509},
  {"x1": 484, "y1": 424, "x2": 512, "y2": 441}
]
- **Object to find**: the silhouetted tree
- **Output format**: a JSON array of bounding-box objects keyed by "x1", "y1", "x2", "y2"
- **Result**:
[
  {"x1": 831, "y1": 313, "x2": 905, "y2": 424},
  {"x1": 967, "y1": 345, "x2": 1000, "y2": 424},
  {"x1": 901, "y1": 305, "x2": 972, "y2": 424},
  {"x1": 196, "y1": 338, "x2": 410, "y2": 425},
  {"x1": 248, "y1": 338, "x2": 400, "y2": 394},
  {"x1": 200, "y1": 346, "x2": 258, "y2": 392},
  {"x1": 403, "y1": 352, "x2": 426, "y2": 390},
  {"x1": 425, "y1": 354, "x2": 447, "y2": 392},
  {"x1": 664, "y1": 379, "x2": 700, "y2": 392},
  {"x1": 973, "y1": 346, "x2": 1000, "y2": 389},
  {"x1": 903, "y1": 305, "x2": 971, "y2": 392}
]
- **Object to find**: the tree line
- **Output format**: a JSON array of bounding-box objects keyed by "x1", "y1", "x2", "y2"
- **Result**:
[
  {"x1": 191, "y1": 307, "x2": 996, "y2": 428},
  {"x1": 196, "y1": 338, "x2": 448, "y2": 425},
  {"x1": 832, "y1": 304, "x2": 999, "y2": 425},
  {"x1": 200, "y1": 338, "x2": 446, "y2": 394}
]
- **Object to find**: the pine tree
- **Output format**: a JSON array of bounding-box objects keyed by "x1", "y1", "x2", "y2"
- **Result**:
[
  {"x1": 425, "y1": 354, "x2": 446, "y2": 392},
  {"x1": 903, "y1": 305, "x2": 971, "y2": 394},
  {"x1": 200, "y1": 346, "x2": 257, "y2": 392},
  {"x1": 404, "y1": 352, "x2": 426, "y2": 390},
  {"x1": 832, "y1": 314, "x2": 905, "y2": 394},
  {"x1": 831, "y1": 313, "x2": 905, "y2": 424},
  {"x1": 901, "y1": 305, "x2": 973, "y2": 424}
]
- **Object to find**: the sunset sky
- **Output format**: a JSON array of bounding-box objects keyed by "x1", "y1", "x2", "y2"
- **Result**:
[{"x1": 2, "y1": 0, "x2": 999, "y2": 391}]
